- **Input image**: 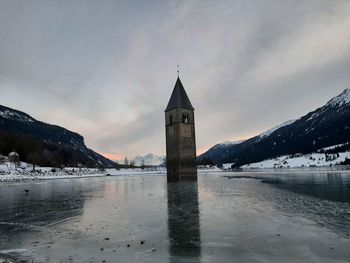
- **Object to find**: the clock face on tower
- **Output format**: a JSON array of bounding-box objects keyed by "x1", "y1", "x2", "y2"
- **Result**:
[{"x1": 180, "y1": 124, "x2": 191, "y2": 137}]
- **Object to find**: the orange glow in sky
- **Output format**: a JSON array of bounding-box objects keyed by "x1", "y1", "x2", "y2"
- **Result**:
[
  {"x1": 197, "y1": 132, "x2": 260, "y2": 156},
  {"x1": 99, "y1": 152, "x2": 124, "y2": 162}
]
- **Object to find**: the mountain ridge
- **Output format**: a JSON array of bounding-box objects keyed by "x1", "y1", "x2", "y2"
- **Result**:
[
  {"x1": 198, "y1": 88, "x2": 350, "y2": 167},
  {"x1": 0, "y1": 104, "x2": 116, "y2": 168},
  {"x1": 132, "y1": 153, "x2": 165, "y2": 167}
]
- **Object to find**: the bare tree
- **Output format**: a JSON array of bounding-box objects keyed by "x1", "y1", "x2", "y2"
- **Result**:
[
  {"x1": 0, "y1": 155, "x2": 7, "y2": 164},
  {"x1": 27, "y1": 152, "x2": 42, "y2": 171},
  {"x1": 8, "y1": 152, "x2": 19, "y2": 170}
]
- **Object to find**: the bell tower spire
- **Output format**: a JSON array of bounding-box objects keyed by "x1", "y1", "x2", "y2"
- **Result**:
[{"x1": 165, "y1": 73, "x2": 197, "y2": 182}]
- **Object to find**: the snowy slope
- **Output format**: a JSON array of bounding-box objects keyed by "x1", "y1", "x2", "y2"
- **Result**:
[
  {"x1": 0, "y1": 107, "x2": 35, "y2": 123},
  {"x1": 326, "y1": 88, "x2": 350, "y2": 107},
  {"x1": 259, "y1": 119, "x2": 296, "y2": 138},
  {"x1": 306, "y1": 88, "x2": 350, "y2": 121},
  {"x1": 216, "y1": 140, "x2": 245, "y2": 147},
  {"x1": 318, "y1": 142, "x2": 350, "y2": 152},
  {"x1": 198, "y1": 88, "x2": 350, "y2": 167},
  {"x1": 242, "y1": 151, "x2": 350, "y2": 169},
  {"x1": 132, "y1": 154, "x2": 165, "y2": 167},
  {"x1": 208, "y1": 140, "x2": 245, "y2": 152}
]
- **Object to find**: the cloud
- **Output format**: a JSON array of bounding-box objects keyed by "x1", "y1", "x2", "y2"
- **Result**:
[{"x1": 0, "y1": 0, "x2": 349, "y2": 158}]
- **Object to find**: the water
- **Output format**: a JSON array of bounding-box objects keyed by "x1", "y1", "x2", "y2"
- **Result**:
[{"x1": 0, "y1": 170, "x2": 350, "y2": 262}]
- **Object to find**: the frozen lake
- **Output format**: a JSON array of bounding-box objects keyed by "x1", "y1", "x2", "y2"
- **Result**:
[{"x1": 1, "y1": 170, "x2": 350, "y2": 262}]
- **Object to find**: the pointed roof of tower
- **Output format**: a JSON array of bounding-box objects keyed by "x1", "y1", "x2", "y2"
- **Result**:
[{"x1": 165, "y1": 77, "x2": 194, "y2": 112}]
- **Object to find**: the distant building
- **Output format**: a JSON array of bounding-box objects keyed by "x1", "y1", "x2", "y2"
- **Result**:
[{"x1": 165, "y1": 76, "x2": 197, "y2": 181}]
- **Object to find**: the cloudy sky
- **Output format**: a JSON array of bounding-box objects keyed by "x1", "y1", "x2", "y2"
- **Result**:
[{"x1": 1, "y1": 0, "x2": 350, "y2": 160}]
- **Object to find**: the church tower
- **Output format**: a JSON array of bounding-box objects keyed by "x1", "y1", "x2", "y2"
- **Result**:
[{"x1": 165, "y1": 76, "x2": 197, "y2": 181}]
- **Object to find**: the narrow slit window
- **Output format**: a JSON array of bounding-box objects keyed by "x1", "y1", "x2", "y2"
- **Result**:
[
  {"x1": 170, "y1": 115, "x2": 173, "y2": 125},
  {"x1": 182, "y1": 113, "x2": 189, "y2": 123}
]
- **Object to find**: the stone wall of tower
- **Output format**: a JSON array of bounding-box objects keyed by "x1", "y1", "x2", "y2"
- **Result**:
[{"x1": 165, "y1": 108, "x2": 197, "y2": 181}]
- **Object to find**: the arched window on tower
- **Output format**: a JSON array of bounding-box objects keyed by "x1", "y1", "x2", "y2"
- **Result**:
[
  {"x1": 182, "y1": 113, "x2": 189, "y2": 124},
  {"x1": 170, "y1": 115, "x2": 173, "y2": 125}
]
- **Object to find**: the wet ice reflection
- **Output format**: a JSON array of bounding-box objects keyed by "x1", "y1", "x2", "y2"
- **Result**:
[
  {"x1": 0, "y1": 171, "x2": 349, "y2": 262},
  {"x1": 0, "y1": 180, "x2": 93, "y2": 236},
  {"x1": 167, "y1": 181, "x2": 200, "y2": 261},
  {"x1": 261, "y1": 172, "x2": 350, "y2": 203}
]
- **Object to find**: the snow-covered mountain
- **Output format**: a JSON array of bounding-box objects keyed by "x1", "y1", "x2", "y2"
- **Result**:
[
  {"x1": 325, "y1": 88, "x2": 350, "y2": 107},
  {"x1": 210, "y1": 139, "x2": 245, "y2": 150},
  {"x1": 259, "y1": 119, "x2": 296, "y2": 139},
  {"x1": 0, "y1": 105, "x2": 116, "y2": 168},
  {"x1": 132, "y1": 154, "x2": 165, "y2": 167},
  {"x1": 198, "y1": 88, "x2": 350, "y2": 167},
  {"x1": 197, "y1": 140, "x2": 245, "y2": 165},
  {"x1": 0, "y1": 107, "x2": 35, "y2": 123},
  {"x1": 218, "y1": 140, "x2": 245, "y2": 146}
]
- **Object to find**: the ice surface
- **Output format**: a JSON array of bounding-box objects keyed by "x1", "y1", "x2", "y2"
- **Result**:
[{"x1": 0, "y1": 171, "x2": 350, "y2": 262}]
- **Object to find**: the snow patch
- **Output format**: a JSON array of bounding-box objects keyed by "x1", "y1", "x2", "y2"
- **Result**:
[
  {"x1": 318, "y1": 142, "x2": 350, "y2": 152},
  {"x1": 222, "y1": 163, "x2": 235, "y2": 170},
  {"x1": 307, "y1": 89, "x2": 350, "y2": 121},
  {"x1": 327, "y1": 88, "x2": 350, "y2": 107},
  {"x1": 0, "y1": 109, "x2": 35, "y2": 123},
  {"x1": 218, "y1": 140, "x2": 245, "y2": 146},
  {"x1": 259, "y1": 119, "x2": 296, "y2": 138}
]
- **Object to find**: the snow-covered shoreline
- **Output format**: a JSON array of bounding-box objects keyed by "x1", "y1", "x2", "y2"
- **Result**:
[
  {"x1": 0, "y1": 169, "x2": 167, "y2": 183},
  {"x1": 0, "y1": 160, "x2": 167, "y2": 183},
  {"x1": 242, "y1": 151, "x2": 350, "y2": 169},
  {"x1": 2, "y1": 161, "x2": 350, "y2": 184},
  {"x1": 0, "y1": 167, "x2": 224, "y2": 183}
]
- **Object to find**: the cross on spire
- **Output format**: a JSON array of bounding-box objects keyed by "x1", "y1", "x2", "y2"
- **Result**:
[{"x1": 177, "y1": 65, "x2": 179, "y2": 77}]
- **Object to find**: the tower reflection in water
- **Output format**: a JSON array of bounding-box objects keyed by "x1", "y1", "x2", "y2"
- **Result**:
[{"x1": 167, "y1": 180, "x2": 201, "y2": 262}]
